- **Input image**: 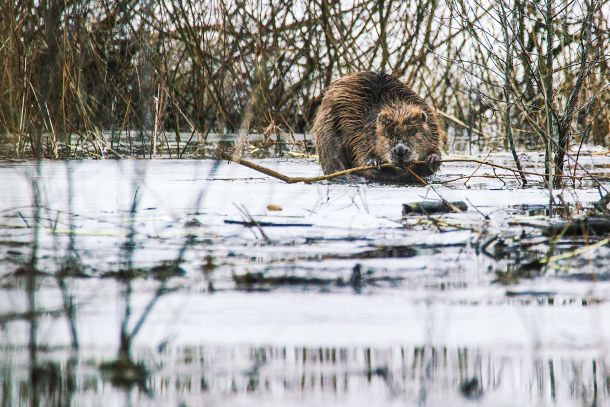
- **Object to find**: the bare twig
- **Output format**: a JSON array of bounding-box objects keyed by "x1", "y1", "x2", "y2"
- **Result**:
[{"x1": 221, "y1": 155, "x2": 599, "y2": 185}]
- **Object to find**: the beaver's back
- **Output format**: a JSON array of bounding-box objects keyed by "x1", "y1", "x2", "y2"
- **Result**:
[{"x1": 314, "y1": 72, "x2": 422, "y2": 135}]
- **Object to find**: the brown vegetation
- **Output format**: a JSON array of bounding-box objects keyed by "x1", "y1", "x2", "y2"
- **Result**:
[{"x1": 0, "y1": 1, "x2": 608, "y2": 180}]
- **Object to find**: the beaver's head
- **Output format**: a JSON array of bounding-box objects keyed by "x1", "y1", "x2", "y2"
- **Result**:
[{"x1": 375, "y1": 103, "x2": 436, "y2": 165}]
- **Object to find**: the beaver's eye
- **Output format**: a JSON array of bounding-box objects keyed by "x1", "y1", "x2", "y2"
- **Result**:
[{"x1": 378, "y1": 113, "x2": 392, "y2": 127}]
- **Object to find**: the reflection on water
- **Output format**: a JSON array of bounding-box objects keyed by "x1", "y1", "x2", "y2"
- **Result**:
[{"x1": 1, "y1": 345, "x2": 607, "y2": 406}]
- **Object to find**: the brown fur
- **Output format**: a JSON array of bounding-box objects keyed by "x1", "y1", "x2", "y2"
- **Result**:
[{"x1": 311, "y1": 72, "x2": 446, "y2": 183}]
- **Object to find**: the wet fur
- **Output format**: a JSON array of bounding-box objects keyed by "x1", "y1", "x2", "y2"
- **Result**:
[{"x1": 312, "y1": 72, "x2": 446, "y2": 183}]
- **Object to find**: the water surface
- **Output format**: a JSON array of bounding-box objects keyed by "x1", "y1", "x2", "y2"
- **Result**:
[{"x1": 1, "y1": 152, "x2": 609, "y2": 406}]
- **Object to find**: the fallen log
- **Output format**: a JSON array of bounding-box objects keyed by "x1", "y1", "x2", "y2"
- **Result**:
[
  {"x1": 224, "y1": 219, "x2": 313, "y2": 227},
  {"x1": 543, "y1": 216, "x2": 610, "y2": 236},
  {"x1": 402, "y1": 200, "x2": 468, "y2": 215}
]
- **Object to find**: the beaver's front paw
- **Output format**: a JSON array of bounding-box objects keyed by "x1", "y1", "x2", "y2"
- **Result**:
[
  {"x1": 425, "y1": 153, "x2": 442, "y2": 172},
  {"x1": 365, "y1": 157, "x2": 384, "y2": 167}
]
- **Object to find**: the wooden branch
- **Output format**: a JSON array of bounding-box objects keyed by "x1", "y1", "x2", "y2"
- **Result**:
[
  {"x1": 435, "y1": 109, "x2": 488, "y2": 140},
  {"x1": 221, "y1": 155, "x2": 600, "y2": 185},
  {"x1": 222, "y1": 154, "x2": 404, "y2": 183}
]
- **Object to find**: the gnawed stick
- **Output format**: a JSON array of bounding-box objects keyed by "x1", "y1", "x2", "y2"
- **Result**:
[
  {"x1": 221, "y1": 155, "x2": 596, "y2": 184},
  {"x1": 222, "y1": 154, "x2": 405, "y2": 183}
]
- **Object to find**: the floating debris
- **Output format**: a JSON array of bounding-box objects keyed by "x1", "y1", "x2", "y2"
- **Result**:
[
  {"x1": 543, "y1": 216, "x2": 610, "y2": 236},
  {"x1": 460, "y1": 377, "x2": 483, "y2": 399},
  {"x1": 402, "y1": 200, "x2": 468, "y2": 215},
  {"x1": 233, "y1": 272, "x2": 334, "y2": 288},
  {"x1": 99, "y1": 358, "x2": 149, "y2": 389},
  {"x1": 224, "y1": 219, "x2": 313, "y2": 227}
]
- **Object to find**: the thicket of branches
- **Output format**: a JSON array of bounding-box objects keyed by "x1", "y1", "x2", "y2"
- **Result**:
[{"x1": 1, "y1": 1, "x2": 608, "y2": 171}]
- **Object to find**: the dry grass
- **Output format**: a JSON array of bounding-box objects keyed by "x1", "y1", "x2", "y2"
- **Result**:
[{"x1": 0, "y1": 0, "x2": 608, "y2": 162}]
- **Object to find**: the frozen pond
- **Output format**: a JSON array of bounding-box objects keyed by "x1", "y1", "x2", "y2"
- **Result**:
[{"x1": 1, "y1": 151, "x2": 609, "y2": 406}]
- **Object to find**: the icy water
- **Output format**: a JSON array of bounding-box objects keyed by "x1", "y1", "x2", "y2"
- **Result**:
[{"x1": 1, "y1": 151, "x2": 610, "y2": 406}]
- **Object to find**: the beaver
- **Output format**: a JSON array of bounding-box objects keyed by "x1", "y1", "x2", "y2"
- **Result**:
[{"x1": 311, "y1": 71, "x2": 446, "y2": 183}]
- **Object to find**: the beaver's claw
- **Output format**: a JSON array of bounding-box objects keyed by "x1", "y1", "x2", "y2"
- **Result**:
[
  {"x1": 365, "y1": 157, "x2": 384, "y2": 167},
  {"x1": 426, "y1": 154, "x2": 442, "y2": 172}
]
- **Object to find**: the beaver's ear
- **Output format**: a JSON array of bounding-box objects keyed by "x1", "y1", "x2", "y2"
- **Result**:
[{"x1": 421, "y1": 111, "x2": 428, "y2": 123}]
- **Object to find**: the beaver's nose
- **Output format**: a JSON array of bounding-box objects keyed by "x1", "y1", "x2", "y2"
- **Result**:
[{"x1": 392, "y1": 143, "x2": 409, "y2": 158}]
